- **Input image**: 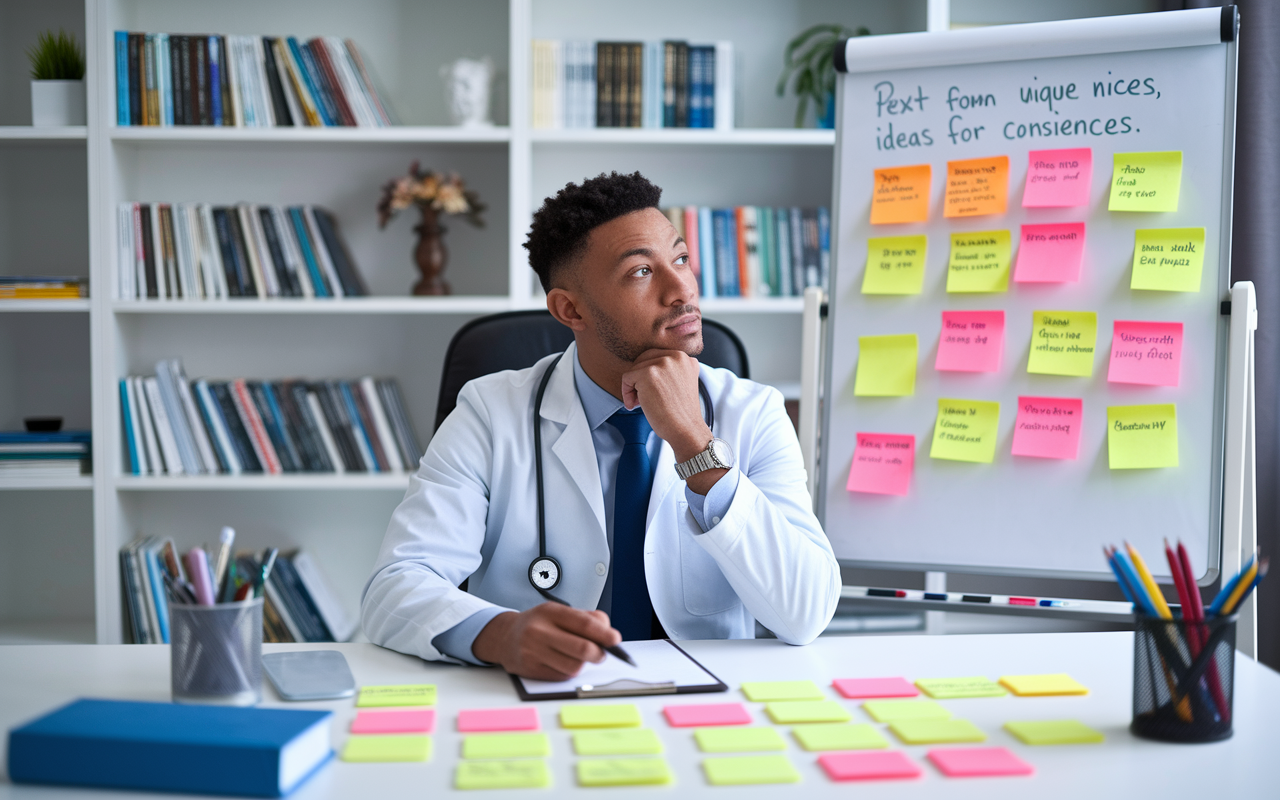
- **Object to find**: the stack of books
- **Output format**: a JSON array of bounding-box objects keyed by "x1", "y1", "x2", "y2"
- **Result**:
[
  {"x1": 115, "y1": 203, "x2": 367, "y2": 301},
  {"x1": 0, "y1": 277, "x2": 87, "y2": 300},
  {"x1": 114, "y1": 32, "x2": 395, "y2": 127},
  {"x1": 0, "y1": 431, "x2": 91, "y2": 479},
  {"x1": 662, "y1": 206, "x2": 830, "y2": 298},
  {"x1": 120, "y1": 359, "x2": 422, "y2": 477},
  {"x1": 531, "y1": 40, "x2": 733, "y2": 129}
]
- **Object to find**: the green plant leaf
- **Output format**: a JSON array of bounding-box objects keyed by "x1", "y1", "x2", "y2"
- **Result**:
[{"x1": 27, "y1": 29, "x2": 84, "y2": 80}]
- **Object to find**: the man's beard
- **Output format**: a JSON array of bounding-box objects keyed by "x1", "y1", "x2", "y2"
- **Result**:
[{"x1": 588, "y1": 301, "x2": 704, "y2": 363}]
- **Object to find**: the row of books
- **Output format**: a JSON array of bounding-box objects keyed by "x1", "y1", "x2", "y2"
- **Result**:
[
  {"x1": 532, "y1": 40, "x2": 733, "y2": 129},
  {"x1": 115, "y1": 203, "x2": 367, "y2": 301},
  {"x1": 663, "y1": 206, "x2": 830, "y2": 298},
  {"x1": 120, "y1": 359, "x2": 422, "y2": 477},
  {"x1": 0, "y1": 277, "x2": 87, "y2": 300},
  {"x1": 114, "y1": 32, "x2": 394, "y2": 127},
  {"x1": 0, "y1": 431, "x2": 90, "y2": 479}
]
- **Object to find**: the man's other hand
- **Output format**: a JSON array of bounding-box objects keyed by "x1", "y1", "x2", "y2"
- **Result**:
[{"x1": 472, "y1": 603, "x2": 622, "y2": 680}]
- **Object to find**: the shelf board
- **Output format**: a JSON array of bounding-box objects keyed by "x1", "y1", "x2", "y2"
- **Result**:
[
  {"x1": 112, "y1": 296, "x2": 516, "y2": 314},
  {"x1": 0, "y1": 299, "x2": 91, "y2": 313},
  {"x1": 0, "y1": 126, "x2": 87, "y2": 142},
  {"x1": 531, "y1": 128, "x2": 835, "y2": 147},
  {"x1": 0, "y1": 619, "x2": 96, "y2": 645},
  {"x1": 114, "y1": 474, "x2": 412, "y2": 491},
  {"x1": 0, "y1": 476, "x2": 93, "y2": 491},
  {"x1": 109, "y1": 126, "x2": 511, "y2": 144}
]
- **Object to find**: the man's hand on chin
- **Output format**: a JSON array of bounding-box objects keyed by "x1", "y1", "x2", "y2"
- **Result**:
[{"x1": 472, "y1": 603, "x2": 622, "y2": 681}]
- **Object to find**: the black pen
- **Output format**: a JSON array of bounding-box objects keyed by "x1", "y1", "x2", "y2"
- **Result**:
[{"x1": 542, "y1": 592, "x2": 636, "y2": 667}]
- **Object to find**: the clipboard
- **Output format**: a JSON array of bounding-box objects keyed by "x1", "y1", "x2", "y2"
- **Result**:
[{"x1": 510, "y1": 639, "x2": 728, "y2": 701}]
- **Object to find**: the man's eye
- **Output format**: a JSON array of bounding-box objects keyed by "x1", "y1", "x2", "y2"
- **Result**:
[
  {"x1": 635, "y1": 266, "x2": 652, "y2": 276},
  {"x1": 676, "y1": 255, "x2": 688, "y2": 265}
]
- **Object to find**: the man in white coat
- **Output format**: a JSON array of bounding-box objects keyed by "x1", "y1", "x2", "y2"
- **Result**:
[{"x1": 362, "y1": 172, "x2": 840, "y2": 680}]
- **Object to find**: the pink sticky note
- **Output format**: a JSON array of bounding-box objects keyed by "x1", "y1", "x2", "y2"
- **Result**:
[
  {"x1": 820, "y1": 751, "x2": 923, "y2": 782},
  {"x1": 833, "y1": 677, "x2": 920, "y2": 699},
  {"x1": 927, "y1": 747, "x2": 1034, "y2": 778},
  {"x1": 1014, "y1": 222, "x2": 1086, "y2": 283},
  {"x1": 663, "y1": 703, "x2": 752, "y2": 727},
  {"x1": 457, "y1": 707, "x2": 540, "y2": 732},
  {"x1": 1108, "y1": 320, "x2": 1184, "y2": 387},
  {"x1": 1011, "y1": 396, "x2": 1083, "y2": 460},
  {"x1": 352, "y1": 708, "x2": 436, "y2": 734},
  {"x1": 935, "y1": 311, "x2": 1004, "y2": 372},
  {"x1": 846, "y1": 433, "x2": 915, "y2": 496},
  {"x1": 1022, "y1": 148, "x2": 1092, "y2": 207}
]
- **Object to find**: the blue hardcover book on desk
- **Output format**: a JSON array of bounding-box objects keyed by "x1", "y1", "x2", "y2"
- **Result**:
[{"x1": 7, "y1": 698, "x2": 332, "y2": 797}]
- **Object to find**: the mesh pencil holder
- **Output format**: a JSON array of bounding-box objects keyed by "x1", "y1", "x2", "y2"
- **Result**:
[
  {"x1": 170, "y1": 597, "x2": 263, "y2": 707},
  {"x1": 1131, "y1": 612, "x2": 1236, "y2": 743}
]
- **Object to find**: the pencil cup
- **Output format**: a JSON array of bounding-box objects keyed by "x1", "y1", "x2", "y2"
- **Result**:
[
  {"x1": 1131, "y1": 613, "x2": 1236, "y2": 742},
  {"x1": 170, "y1": 598, "x2": 263, "y2": 706}
]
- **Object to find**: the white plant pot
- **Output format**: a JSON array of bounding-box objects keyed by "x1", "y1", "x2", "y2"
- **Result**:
[{"x1": 31, "y1": 80, "x2": 86, "y2": 127}]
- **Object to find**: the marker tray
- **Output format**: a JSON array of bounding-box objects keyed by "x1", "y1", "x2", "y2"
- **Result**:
[{"x1": 1131, "y1": 613, "x2": 1235, "y2": 743}]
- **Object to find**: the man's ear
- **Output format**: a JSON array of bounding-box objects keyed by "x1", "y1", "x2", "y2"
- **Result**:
[{"x1": 547, "y1": 287, "x2": 588, "y2": 332}]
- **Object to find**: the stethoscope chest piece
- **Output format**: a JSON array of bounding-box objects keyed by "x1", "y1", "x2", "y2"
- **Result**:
[{"x1": 528, "y1": 556, "x2": 562, "y2": 591}]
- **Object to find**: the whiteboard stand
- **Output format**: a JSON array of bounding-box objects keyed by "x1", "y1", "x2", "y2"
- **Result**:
[
  {"x1": 799, "y1": 285, "x2": 826, "y2": 503},
  {"x1": 1223, "y1": 280, "x2": 1258, "y2": 657}
]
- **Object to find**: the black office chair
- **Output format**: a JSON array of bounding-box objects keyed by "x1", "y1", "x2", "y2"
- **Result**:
[{"x1": 435, "y1": 310, "x2": 750, "y2": 431}]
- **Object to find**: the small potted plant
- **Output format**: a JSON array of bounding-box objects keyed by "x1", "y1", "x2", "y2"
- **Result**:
[
  {"x1": 776, "y1": 24, "x2": 870, "y2": 128},
  {"x1": 28, "y1": 30, "x2": 85, "y2": 127},
  {"x1": 378, "y1": 161, "x2": 486, "y2": 296}
]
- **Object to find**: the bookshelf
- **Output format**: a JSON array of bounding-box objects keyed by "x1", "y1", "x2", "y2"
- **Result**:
[{"x1": 0, "y1": 0, "x2": 1159, "y2": 645}]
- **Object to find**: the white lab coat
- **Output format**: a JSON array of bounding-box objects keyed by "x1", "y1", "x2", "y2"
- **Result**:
[{"x1": 361, "y1": 342, "x2": 841, "y2": 663}]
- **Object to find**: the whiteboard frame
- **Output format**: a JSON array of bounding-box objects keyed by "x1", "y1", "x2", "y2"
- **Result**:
[{"x1": 818, "y1": 7, "x2": 1240, "y2": 584}]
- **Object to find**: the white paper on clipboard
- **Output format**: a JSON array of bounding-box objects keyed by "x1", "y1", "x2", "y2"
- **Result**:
[{"x1": 515, "y1": 640, "x2": 724, "y2": 699}]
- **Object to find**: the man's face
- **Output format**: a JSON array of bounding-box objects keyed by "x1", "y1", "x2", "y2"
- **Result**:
[{"x1": 572, "y1": 208, "x2": 702, "y2": 363}]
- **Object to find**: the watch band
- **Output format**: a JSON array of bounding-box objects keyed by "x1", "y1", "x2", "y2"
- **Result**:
[{"x1": 676, "y1": 440, "x2": 725, "y2": 480}]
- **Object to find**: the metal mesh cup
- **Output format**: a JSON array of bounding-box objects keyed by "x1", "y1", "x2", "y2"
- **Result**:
[
  {"x1": 170, "y1": 597, "x2": 263, "y2": 706},
  {"x1": 1131, "y1": 613, "x2": 1236, "y2": 743}
]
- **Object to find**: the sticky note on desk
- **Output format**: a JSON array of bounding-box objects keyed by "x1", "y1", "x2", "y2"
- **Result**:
[
  {"x1": 1131, "y1": 228, "x2": 1206, "y2": 292},
  {"x1": 351, "y1": 708, "x2": 435, "y2": 734},
  {"x1": 456, "y1": 760, "x2": 550, "y2": 790},
  {"x1": 462, "y1": 732, "x2": 550, "y2": 759},
  {"x1": 356, "y1": 684, "x2": 436, "y2": 707},
  {"x1": 573, "y1": 728, "x2": 663, "y2": 756},
  {"x1": 1014, "y1": 222, "x2": 1085, "y2": 283},
  {"x1": 457, "y1": 707, "x2": 539, "y2": 732},
  {"x1": 1107, "y1": 404, "x2": 1178, "y2": 469},
  {"x1": 1109, "y1": 321, "x2": 1183, "y2": 386},
  {"x1": 1109, "y1": 151, "x2": 1182, "y2": 212},
  {"x1": 871, "y1": 164, "x2": 931, "y2": 224},
  {"x1": 765, "y1": 700, "x2": 851, "y2": 724},
  {"x1": 664, "y1": 703, "x2": 751, "y2": 727},
  {"x1": 1027, "y1": 310, "x2": 1097, "y2": 377},
  {"x1": 862, "y1": 235, "x2": 928, "y2": 294},
  {"x1": 854, "y1": 335, "x2": 917, "y2": 396},
  {"x1": 741, "y1": 680, "x2": 824, "y2": 702},
  {"x1": 341, "y1": 734, "x2": 431, "y2": 763},
  {"x1": 936, "y1": 310, "x2": 1004, "y2": 372},
  {"x1": 833, "y1": 677, "x2": 919, "y2": 699},
  {"x1": 927, "y1": 746, "x2": 1034, "y2": 777},
  {"x1": 695, "y1": 726, "x2": 786, "y2": 753},
  {"x1": 947, "y1": 230, "x2": 1011, "y2": 293},
  {"x1": 819, "y1": 751, "x2": 922, "y2": 782},
  {"x1": 703, "y1": 754, "x2": 801, "y2": 786},
  {"x1": 1011, "y1": 396, "x2": 1083, "y2": 460},
  {"x1": 890, "y1": 718, "x2": 986, "y2": 745},
  {"x1": 915, "y1": 677, "x2": 1007, "y2": 699},
  {"x1": 1023, "y1": 148, "x2": 1092, "y2": 208},
  {"x1": 945, "y1": 156, "x2": 1009, "y2": 218},
  {"x1": 846, "y1": 433, "x2": 914, "y2": 496},
  {"x1": 578, "y1": 758, "x2": 672, "y2": 787},
  {"x1": 999, "y1": 673, "x2": 1089, "y2": 696},
  {"x1": 560, "y1": 704, "x2": 641, "y2": 728},
  {"x1": 930, "y1": 398, "x2": 1000, "y2": 464},
  {"x1": 793, "y1": 723, "x2": 888, "y2": 752},
  {"x1": 1005, "y1": 720, "x2": 1103, "y2": 745},
  {"x1": 863, "y1": 699, "x2": 950, "y2": 723}
]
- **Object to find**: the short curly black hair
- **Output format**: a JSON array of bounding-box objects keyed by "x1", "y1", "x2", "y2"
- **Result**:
[{"x1": 523, "y1": 171, "x2": 662, "y2": 293}]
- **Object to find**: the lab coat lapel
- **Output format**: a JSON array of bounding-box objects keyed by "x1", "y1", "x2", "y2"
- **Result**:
[{"x1": 540, "y1": 343, "x2": 608, "y2": 539}]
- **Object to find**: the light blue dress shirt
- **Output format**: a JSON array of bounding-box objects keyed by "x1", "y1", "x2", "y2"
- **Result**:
[{"x1": 432, "y1": 352, "x2": 739, "y2": 664}]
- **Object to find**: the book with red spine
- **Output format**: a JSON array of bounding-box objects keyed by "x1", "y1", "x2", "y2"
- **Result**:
[
  {"x1": 306, "y1": 39, "x2": 355, "y2": 126},
  {"x1": 231, "y1": 379, "x2": 282, "y2": 474}
]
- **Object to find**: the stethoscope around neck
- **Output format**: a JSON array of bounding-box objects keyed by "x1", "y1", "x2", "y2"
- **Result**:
[{"x1": 527, "y1": 351, "x2": 714, "y2": 603}]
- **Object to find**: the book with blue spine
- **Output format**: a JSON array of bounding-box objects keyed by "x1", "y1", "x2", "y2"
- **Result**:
[
  {"x1": 143, "y1": 545, "x2": 170, "y2": 643},
  {"x1": 698, "y1": 207, "x2": 716, "y2": 298},
  {"x1": 115, "y1": 32, "x2": 130, "y2": 125}
]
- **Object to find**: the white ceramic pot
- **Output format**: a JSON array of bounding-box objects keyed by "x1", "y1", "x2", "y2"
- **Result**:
[{"x1": 30, "y1": 80, "x2": 86, "y2": 127}]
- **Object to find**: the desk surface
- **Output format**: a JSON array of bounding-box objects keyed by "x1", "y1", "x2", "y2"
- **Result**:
[{"x1": 2, "y1": 633, "x2": 1277, "y2": 798}]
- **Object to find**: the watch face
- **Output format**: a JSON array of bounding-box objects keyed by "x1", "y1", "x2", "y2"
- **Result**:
[{"x1": 709, "y1": 438, "x2": 734, "y2": 468}]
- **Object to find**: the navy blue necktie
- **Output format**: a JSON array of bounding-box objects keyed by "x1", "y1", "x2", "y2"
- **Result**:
[{"x1": 606, "y1": 408, "x2": 655, "y2": 641}]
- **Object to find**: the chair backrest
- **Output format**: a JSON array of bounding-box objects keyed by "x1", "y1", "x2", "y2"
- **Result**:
[{"x1": 434, "y1": 310, "x2": 750, "y2": 430}]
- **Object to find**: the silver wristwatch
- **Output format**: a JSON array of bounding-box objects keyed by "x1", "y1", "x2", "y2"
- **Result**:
[{"x1": 675, "y1": 438, "x2": 736, "y2": 480}]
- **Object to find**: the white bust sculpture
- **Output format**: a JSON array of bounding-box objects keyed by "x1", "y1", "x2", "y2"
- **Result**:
[{"x1": 441, "y1": 58, "x2": 493, "y2": 127}]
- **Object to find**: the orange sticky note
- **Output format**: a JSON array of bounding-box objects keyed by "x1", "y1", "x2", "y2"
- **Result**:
[
  {"x1": 1014, "y1": 223, "x2": 1086, "y2": 283},
  {"x1": 944, "y1": 156, "x2": 1009, "y2": 218},
  {"x1": 846, "y1": 433, "x2": 915, "y2": 496},
  {"x1": 871, "y1": 165, "x2": 931, "y2": 224}
]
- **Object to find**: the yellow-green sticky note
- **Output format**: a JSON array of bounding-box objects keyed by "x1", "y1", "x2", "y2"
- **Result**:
[
  {"x1": 792, "y1": 723, "x2": 888, "y2": 752},
  {"x1": 341, "y1": 734, "x2": 431, "y2": 763},
  {"x1": 577, "y1": 758, "x2": 672, "y2": 787},
  {"x1": 462, "y1": 732, "x2": 550, "y2": 759},
  {"x1": 764, "y1": 700, "x2": 851, "y2": 724},
  {"x1": 889, "y1": 718, "x2": 986, "y2": 745},
  {"x1": 560, "y1": 703, "x2": 641, "y2": 728},
  {"x1": 947, "y1": 230, "x2": 1011, "y2": 293},
  {"x1": 930, "y1": 398, "x2": 1001, "y2": 463},
  {"x1": 915, "y1": 677, "x2": 1007, "y2": 699},
  {"x1": 695, "y1": 726, "x2": 787, "y2": 753},
  {"x1": 863, "y1": 235, "x2": 928, "y2": 295},
  {"x1": 456, "y1": 760, "x2": 551, "y2": 790},
  {"x1": 1108, "y1": 404, "x2": 1178, "y2": 469},
  {"x1": 703, "y1": 754, "x2": 800, "y2": 786},
  {"x1": 862, "y1": 699, "x2": 951, "y2": 723},
  {"x1": 1131, "y1": 227, "x2": 1206, "y2": 292},
  {"x1": 1005, "y1": 720, "x2": 1104, "y2": 745},
  {"x1": 356, "y1": 684, "x2": 436, "y2": 708},
  {"x1": 1027, "y1": 310, "x2": 1097, "y2": 377},
  {"x1": 742, "y1": 680, "x2": 825, "y2": 702},
  {"x1": 1000, "y1": 674, "x2": 1089, "y2": 697},
  {"x1": 573, "y1": 728, "x2": 663, "y2": 756},
  {"x1": 1109, "y1": 151, "x2": 1182, "y2": 212},
  {"x1": 854, "y1": 335, "x2": 917, "y2": 396}
]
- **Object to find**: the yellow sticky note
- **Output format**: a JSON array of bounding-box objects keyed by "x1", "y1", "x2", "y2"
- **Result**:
[
  {"x1": 560, "y1": 704, "x2": 641, "y2": 728},
  {"x1": 764, "y1": 700, "x2": 851, "y2": 724},
  {"x1": 341, "y1": 734, "x2": 431, "y2": 763},
  {"x1": 703, "y1": 754, "x2": 801, "y2": 786},
  {"x1": 577, "y1": 758, "x2": 672, "y2": 787},
  {"x1": 862, "y1": 699, "x2": 950, "y2": 723},
  {"x1": 1108, "y1": 404, "x2": 1178, "y2": 469},
  {"x1": 947, "y1": 230, "x2": 1011, "y2": 293},
  {"x1": 945, "y1": 156, "x2": 1010, "y2": 217},
  {"x1": 1109, "y1": 151, "x2": 1182, "y2": 212},
  {"x1": 890, "y1": 718, "x2": 986, "y2": 745},
  {"x1": 462, "y1": 732, "x2": 550, "y2": 759},
  {"x1": 356, "y1": 684, "x2": 436, "y2": 707},
  {"x1": 854, "y1": 335, "x2": 917, "y2": 396},
  {"x1": 862, "y1": 235, "x2": 928, "y2": 294},
  {"x1": 1131, "y1": 228, "x2": 1206, "y2": 292},
  {"x1": 1005, "y1": 720, "x2": 1104, "y2": 745},
  {"x1": 930, "y1": 398, "x2": 1001, "y2": 464},
  {"x1": 456, "y1": 760, "x2": 550, "y2": 790},
  {"x1": 573, "y1": 728, "x2": 663, "y2": 756},
  {"x1": 999, "y1": 674, "x2": 1089, "y2": 697},
  {"x1": 695, "y1": 726, "x2": 787, "y2": 753},
  {"x1": 871, "y1": 164, "x2": 931, "y2": 224},
  {"x1": 792, "y1": 723, "x2": 888, "y2": 752},
  {"x1": 1027, "y1": 310, "x2": 1098, "y2": 377},
  {"x1": 915, "y1": 677, "x2": 1007, "y2": 699},
  {"x1": 741, "y1": 680, "x2": 825, "y2": 702}
]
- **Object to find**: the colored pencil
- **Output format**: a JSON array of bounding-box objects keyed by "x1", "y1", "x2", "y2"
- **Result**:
[{"x1": 1126, "y1": 541, "x2": 1171, "y2": 619}]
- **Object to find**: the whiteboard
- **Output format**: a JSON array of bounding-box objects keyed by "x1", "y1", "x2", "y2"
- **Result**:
[{"x1": 818, "y1": 8, "x2": 1238, "y2": 582}]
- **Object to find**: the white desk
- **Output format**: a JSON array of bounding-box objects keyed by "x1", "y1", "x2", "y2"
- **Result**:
[{"x1": 2, "y1": 633, "x2": 1277, "y2": 798}]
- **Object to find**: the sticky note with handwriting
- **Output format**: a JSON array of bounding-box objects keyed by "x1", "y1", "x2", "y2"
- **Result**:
[
  {"x1": 929, "y1": 398, "x2": 1000, "y2": 464},
  {"x1": 862, "y1": 235, "x2": 928, "y2": 294},
  {"x1": 871, "y1": 164, "x2": 931, "y2": 224},
  {"x1": 936, "y1": 310, "x2": 1004, "y2": 372},
  {"x1": 846, "y1": 433, "x2": 914, "y2": 496},
  {"x1": 914, "y1": 677, "x2": 1006, "y2": 699},
  {"x1": 1011, "y1": 396, "x2": 1083, "y2": 460},
  {"x1": 455, "y1": 760, "x2": 550, "y2": 790},
  {"x1": 577, "y1": 759, "x2": 672, "y2": 787},
  {"x1": 945, "y1": 156, "x2": 1009, "y2": 218},
  {"x1": 1131, "y1": 228, "x2": 1206, "y2": 292},
  {"x1": 1108, "y1": 404, "x2": 1178, "y2": 469},
  {"x1": 1027, "y1": 311, "x2": 1097, "y2": 377},
  {"x1": 854, "y1": 335, "x2": 917, "y2": 396},
  {"x1": 1022, "y1": 148, "x2": 1092, "y2": 207},
  {"x1": 1108, "y1": 320, "x2": 1183, "y2": 386},
  {"x1": 356, "y1": 684, "x2": 436, "y2": 708},
  {"x1": 1014, "y1": 222, "x2": 1085, "y2": 283},
  {"x1": 1109, "y1": 151, "x2": 1182, "y2": 212},
  {"x1": 947, "y1": 231, "x2": 1011, "y2": 293}
]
